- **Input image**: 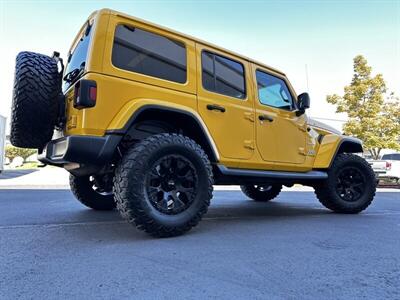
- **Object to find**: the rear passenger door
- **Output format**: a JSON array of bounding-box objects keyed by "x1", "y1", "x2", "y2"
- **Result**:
[{"x1": 196, "y1": 44, "x2": 255, "y2": 160}]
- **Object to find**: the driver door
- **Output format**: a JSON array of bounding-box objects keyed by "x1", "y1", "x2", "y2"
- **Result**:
[{"x1": 252, "y1": 65, "x2": 307, "y2": 165}]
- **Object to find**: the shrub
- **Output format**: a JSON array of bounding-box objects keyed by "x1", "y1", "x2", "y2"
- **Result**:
[{"x1": 5, "y1": 145, "x2": 37, "y2": 161}]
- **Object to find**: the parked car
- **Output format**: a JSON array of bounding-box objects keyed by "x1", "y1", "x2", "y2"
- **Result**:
[
  {"x1": 10, "y1": 9, "x2": 377, "y2": 237},
  {"x1": 0, "y1": 115, "x2": 6, "y2": 174},
  {"x1": 370, "y1": 153, "x2": 400, "y2": 186}
]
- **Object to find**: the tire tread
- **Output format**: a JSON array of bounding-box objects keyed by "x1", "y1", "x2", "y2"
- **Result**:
[
  {"x1": 314, "y1": 153, "x2": 376, "y2": 213},
  {"x1": 69, "y1": 175, "x2": 116, "y2": 211},
  {"x1": 240, "y1": 184, "x2": 282, "y2": 202},
  {"x1": 113, "y1": 133, "x2": 213, "y2": 237},
  {"x1": 10, "y1": 51, "x2": 61, "y2": 149}
]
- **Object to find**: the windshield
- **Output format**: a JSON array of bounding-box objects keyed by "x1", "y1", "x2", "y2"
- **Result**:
[{"x1": 63, "y1": 22, "x2": 93, "y2": 91}]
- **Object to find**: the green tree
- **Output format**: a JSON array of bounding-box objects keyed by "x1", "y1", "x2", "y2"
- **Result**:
[
  {"x1": 327, "y1": 55, "x2": 400, "y2": 159},
  {"x1": 5, "y1": 145, "x2": 36, "y2": 161}
]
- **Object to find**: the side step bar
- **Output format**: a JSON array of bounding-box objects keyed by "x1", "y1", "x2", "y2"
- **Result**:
[{"x1": 217, "y1": 165, "x2": 328, "y2": 180}]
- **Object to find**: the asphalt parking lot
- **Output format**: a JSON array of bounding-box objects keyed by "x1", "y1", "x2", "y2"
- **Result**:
[{"x1": 1, "y1": 189, "x2": 399, "y2": 299}]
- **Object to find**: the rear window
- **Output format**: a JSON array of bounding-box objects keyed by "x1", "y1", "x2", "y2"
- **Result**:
[
  {"x1": 63, "y1": 22, "x2": 92, "y2": 90},
  {"x1": 112, "y1": 25, "x2": 187, "y2": 84},
  {"x1": 382, "y1": 154, "x2": 400, "y2": 160},
  {"x1": 201, "y1": 51, "x2": 246, "y2": 99}
]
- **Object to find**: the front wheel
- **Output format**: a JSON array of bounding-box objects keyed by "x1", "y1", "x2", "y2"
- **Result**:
[
  {"x1": 314, "y1": 153, "x2": 376, "y2": 214},
  {"x1": 240, "y1": 184, "x2": 282, "y2": 202}
]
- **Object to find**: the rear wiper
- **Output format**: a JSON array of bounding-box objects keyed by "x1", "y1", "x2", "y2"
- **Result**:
[
  {"x1": 63, "y1": 62, "x2": 85, "y2": 83},
  {"x1": 63, "y1": 68, "x2": 79, "y2": 83}
]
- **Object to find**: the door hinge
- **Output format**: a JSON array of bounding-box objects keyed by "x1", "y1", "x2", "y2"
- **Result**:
[
  {"x1": 244, "y1": 112, "x2": 255, "y2": 122},
  {"x1": 244, "y1": 140, "x2": 255, "y2": 150},
  {"x1": 67, "y1": 115, "x2": 77, "y2": 129},
  {"x1": 298, "y1": 125, "x2": 307, "y2": 132}
]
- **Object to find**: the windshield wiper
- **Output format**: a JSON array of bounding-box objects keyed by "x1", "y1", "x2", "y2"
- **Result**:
[{"x1": 63, "y1": 62, "x2": 85, "y2": 83}]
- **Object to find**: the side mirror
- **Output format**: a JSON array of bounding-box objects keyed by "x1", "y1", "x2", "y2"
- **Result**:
[{"x1": 296, "y1": 92, "x2": 310, "y2": 116}]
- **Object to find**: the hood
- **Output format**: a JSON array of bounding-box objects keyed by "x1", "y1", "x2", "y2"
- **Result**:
[{"x1": 307, "y1": 117, "x2": 341, "y2": 135}]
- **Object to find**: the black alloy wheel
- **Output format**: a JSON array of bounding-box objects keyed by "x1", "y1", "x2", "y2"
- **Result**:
[
  {"x1": 314, "y1": 153, "x2": 376, "y2": 214},
  {"x1": 89, "y1": 175, "x2": 114, "y2": 196},
  {"x1": 113, "y1": 133, "x2": 213, "y2": 237},
  {"x1": 240, "y1": 183, "x2": 282, "y2": 202},
  {"x1": 335, "y1": 166, "x2": 366, "y2": 202},
  {"x1": 146, "y1": 154, "x2": 198, "y2": 215},
  {"x1": 69, "y1": 174, "x2": 116, "y2": 210}
]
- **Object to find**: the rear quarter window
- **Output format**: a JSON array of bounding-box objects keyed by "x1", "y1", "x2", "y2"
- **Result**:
[{"x1": 112, "y1": 25, "x2": 187, "y2": 84}]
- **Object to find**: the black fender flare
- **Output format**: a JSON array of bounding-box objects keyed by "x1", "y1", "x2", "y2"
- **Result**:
[
  {"x1": 105, "y1": 104, "x2": 219, "y2": 162},
  {"x1": 329, "y1": 136, "x2": 363, "y2": 167}
]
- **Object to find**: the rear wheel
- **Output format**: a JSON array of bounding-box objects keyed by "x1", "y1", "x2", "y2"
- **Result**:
[
  {"x1": 240, "y1": 184, "x2": 282, "y2": 202},
  {"x1": 113, "y1": 133, "x2": 213, "y2": 238},
  {"x1": 314, "y1": 153, "x2": 376, "y2": 213},
  {"x1": 69, "y1": 174, "x2": 116, "y2": 211}
]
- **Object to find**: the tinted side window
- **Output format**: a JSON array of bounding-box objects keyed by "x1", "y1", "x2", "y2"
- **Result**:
[
  {"x1": 201, "y1": 51, "x2": 246, "y2": 99},
  {"x1": 112, "y1": 25, "x2": 187, "y2": 83},
  {"x1": 256, "y1": 70, "x2": 293, "y2": 110},
  {"x1": 382, "y1": 154, "x2": 400, "y2": 160}
]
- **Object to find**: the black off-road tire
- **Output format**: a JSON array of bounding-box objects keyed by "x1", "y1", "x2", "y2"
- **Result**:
[
  {"x1": 10, "y1": 51, "x2": 61, "y2": 149},
  {"x1": 314, "y1": 153, "x2": 376, "y2": 214},
  {"x1": 113, "y1": 133, "x2": 213, "y2": 238},
  {"x1": 69, "y1": 174, "x2": 116, "y2": 211},
  {"x1": 240, "y1": 184, "x2": 282, "y2": 202}
]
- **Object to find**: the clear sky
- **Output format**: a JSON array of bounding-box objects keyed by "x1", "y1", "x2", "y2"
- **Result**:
[{"x1": 1, "y1": 0, "x2": 399, "y2": 131}]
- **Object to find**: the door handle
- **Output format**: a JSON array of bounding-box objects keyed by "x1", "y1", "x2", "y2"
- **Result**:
[
  {"x1": 207, "y1": 104, "x2": 226, "y2": 113},
  {"x1": 258, "y1": 114, "x2": 274, "y2": 122}
]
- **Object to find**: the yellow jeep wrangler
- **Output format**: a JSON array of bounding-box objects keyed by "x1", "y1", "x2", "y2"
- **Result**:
[{"x1": 10, "y1": 9, "x2": 376, "y2": 237}]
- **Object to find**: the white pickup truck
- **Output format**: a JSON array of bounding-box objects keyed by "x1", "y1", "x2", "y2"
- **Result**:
[
  {"x1": 369, "y1": 153, "x2": 400, "y2": 186},
  {"x1": 0, "y1": 115, "x2": 5, "y2": 174}
]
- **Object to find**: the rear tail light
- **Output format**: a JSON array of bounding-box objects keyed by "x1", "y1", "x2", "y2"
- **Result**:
[
  {"x1": 386, "y1": 161, "x2": 392, "y2": 170},
  {"x1": 73, "y1": 82, "x2": 80, "y2": 104},
  {"x1": 73, "y1": 80, "x2": 97, "y2": 109},
  {"x1": 89, "y1": 86, "x2": 97, "y2": 102}
]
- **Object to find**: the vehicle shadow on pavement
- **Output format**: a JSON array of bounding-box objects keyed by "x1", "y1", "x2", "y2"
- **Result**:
[
  {"x1": 205, "y1": 200, "x2": 329, "y2": 220},
  {"x1": 0, "y1": 169, "x2": 39, "y2": 179},
  {"x1": 69, "y1": 196, "x2": 330, "y2": 242}
]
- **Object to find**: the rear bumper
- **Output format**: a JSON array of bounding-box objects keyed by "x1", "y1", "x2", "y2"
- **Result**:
[
  {"x1": 377, "y1": 175, "x2": 400, "y2": 184},
  {"x1": 376, "y1": 172, "x2": 399, "y2": 179},
  {"x1": 38, "y1": 135, "x2": 121, "y2": 166}
]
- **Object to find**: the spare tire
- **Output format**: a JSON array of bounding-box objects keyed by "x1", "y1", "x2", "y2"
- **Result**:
[{"x1": 10, "y1": 51, "x2": 61, "y2": 149}]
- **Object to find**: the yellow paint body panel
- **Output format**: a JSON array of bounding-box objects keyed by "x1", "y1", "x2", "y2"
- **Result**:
[
  {"x1": 195, "y1": 43, "x2": 255, "y2": 161},
  {"x1": 62, "y1": 9, "x2": 358, "y2": 173},
  {"x1": 313, "y1": 134, "x2": 343, "y2": 168}
]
